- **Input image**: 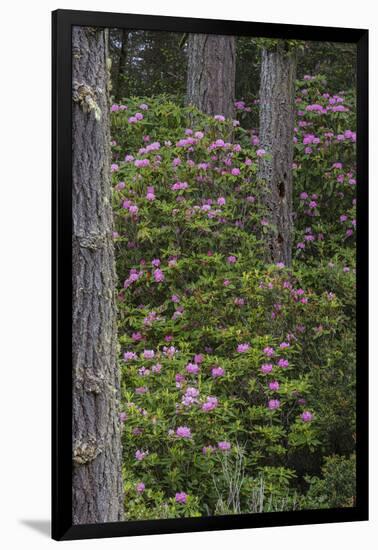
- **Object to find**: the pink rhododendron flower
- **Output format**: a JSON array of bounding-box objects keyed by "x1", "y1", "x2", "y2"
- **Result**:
[
  {"x1": 256, "y1": 149, "x2": 266, "y2": 157},
  {"x1": 175, "y1": 492, "x2": 188, "y2": 503},
  {"x1": 211, "y1": 367, "x2": 224, "y2": 378},
  {"x1": 175, "y1": 373, "x2": 185, "y2": 385},
  {"x1": 237, "y1": 343, "x2": 250, "y2": 353},
  {"x1": 176, "y1": 426, "x2": 192, "y2": 438},
  {"x1": 135, "y1": 386, "x2": 148, "y2": 394},
  {"x1": 138, "y1": 367, "x2": 150, "y2": 377},
  {"x1": 268, "y1": 399, "x2": 280, "y2": 410},
  {"x1": 153, "y1": 269, "x2": 165, "y2": 282},
  {"x1": 136, "y1": 482, "x2": 145, "y2": 493},
  {"x1": 124, "y1": 351, "x2": 137, "y2": 361},
  {"x1": 185, "y1": 387, "x2": 199, "y2": 399},
  {"x1": 135, "y1": 450, "x2": 148, "y2": 461},
  {"x1": 171, "y1": 181, "x2": 188, "y2": 191},
  {"x1": 146, "y1": 185, "x2": 155, "y2": 201},
  {"x1": 263, "y1": 346, "x2": 275, "y2": 357},
  {"x1": 181, "y1": 387, "x2": 199, "y2": 407},
  {"x1": 194, "y1": 354, "x2": 204, "y2": 364},
  {"x1": 186, "y1": 363, "x2": 200, "y2": 375},
  {"x1": 134, "y1": 159, "x2": 150, "y2": 168},
  {"x1": 164, "y1": 345, "x2": 177, "y2": 358},
  {"x1": 261, "y1": 363, "x2": 273, "y2": 374},
  {"x1": 152, "y1": 363, "x2": 162, "y2": 374},
  {"x1": 301, "y1": 411, "x2": 313, "y2": 422},
  {"x1": 129, "y1": 205, "x2": 139, "y2": 215},
  {"x1": 218, "y1": 441, "x2": 231, "y2": 451},
  {"x1": 202, "y1": 396, "x2": 218, "y2": 412}
]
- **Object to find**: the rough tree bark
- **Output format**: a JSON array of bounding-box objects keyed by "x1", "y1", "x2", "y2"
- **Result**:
[
  {"x1": 72, "y1": 26, "x2": 124, "y2": 525},
  {"x1": 115, "y1": 29, "x2": 129, "y2": 102},
  {"x1": 258, "y1": 45, "x2": 297, "y2": 266},
  {"x1": 186, "y1": 34, "x2": 236, "y2": 119}
]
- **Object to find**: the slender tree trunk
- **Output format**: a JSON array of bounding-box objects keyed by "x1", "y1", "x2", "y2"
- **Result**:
[
  {"x1": 258, "y1": 45, "x2": 296, "y2": 266},
  {"x1": 72, "y1": 26, "x2": 124, "y2": 525},
  {"x1": 186, "y1": 34, "x2": 236, "y2": 119},
  {"x1": 116, "y1": 30, "x2": 129, "y2": 102}
]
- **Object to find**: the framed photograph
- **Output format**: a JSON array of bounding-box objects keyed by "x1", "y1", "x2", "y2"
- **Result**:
[{"x1": 52, "y1": 9, "x2": 368, "y2": 541}]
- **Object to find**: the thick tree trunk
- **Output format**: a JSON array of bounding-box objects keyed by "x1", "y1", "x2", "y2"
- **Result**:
[
  {"x1": 187, "y1": 34, "x2": 236, "y2": 119},
  {"x1": 72, "y1": 26, "x2": 124, "y2": 525},
  {"x1": 116, "y1": 30, "x2": 129, "y2": 102},
  {"x1": 258, "y1": 46, "x2": 296, "y2": 266}
]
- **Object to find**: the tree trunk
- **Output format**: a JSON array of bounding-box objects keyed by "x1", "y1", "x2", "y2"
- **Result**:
[
  {"x1": 116, "y1": 30, "x2": 129, "y2": 102},
  {"x1": 187, "y1": 34, "x2": 236, "y2": 119},
  {"x1": 258, "y1": 45, "x2": 296, "y2": 266},
  {"x1": 72, "y1": 26, "x2": 124, "y2": 525}
]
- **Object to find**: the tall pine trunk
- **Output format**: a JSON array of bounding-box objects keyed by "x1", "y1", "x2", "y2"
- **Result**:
[
  {"x1": 187, "y1": 34, "x2": 236, "y2": 119},
  {"x1": 258, "y1": 45, "x2": 296, "y2": 266},
  {"x1": 72, "y1": 26, "x2": 124, "y2": 525}
]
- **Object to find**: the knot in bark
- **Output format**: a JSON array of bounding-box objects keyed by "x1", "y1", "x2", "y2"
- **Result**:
[
  {"x1": 73, "y1": 438, "x2": 103, "y2": 465},
  {"x1": 75, "y1": 231, "x2": 108, "y2": 251},
  {"x1": 72, "y1": 80, "x2": 102, "y2": 121}
]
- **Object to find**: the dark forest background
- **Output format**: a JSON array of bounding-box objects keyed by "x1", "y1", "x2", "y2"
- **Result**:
[{"x1": 109, "y1": 30, "x2": 356, "y2": 109}]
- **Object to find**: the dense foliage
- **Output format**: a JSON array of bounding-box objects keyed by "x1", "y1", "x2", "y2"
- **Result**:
[{"x1": 109, "y1": 71, "x2": 356, "y2": 519}]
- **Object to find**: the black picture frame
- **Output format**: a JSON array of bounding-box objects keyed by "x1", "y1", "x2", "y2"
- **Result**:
[{"x1": 52, "y1": 9, "x2": 369, "y2": 541}]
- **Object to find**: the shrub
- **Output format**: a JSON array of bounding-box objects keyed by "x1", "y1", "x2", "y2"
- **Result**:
[
  {"x1": 300, "y1": 454, "x2": 356, "y2": 509},
  {"x1": 110, "y1": 80, "x2": 356, "y2": 518}
]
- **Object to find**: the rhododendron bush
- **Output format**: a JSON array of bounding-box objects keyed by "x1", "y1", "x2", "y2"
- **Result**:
[{"x1": 110, "y1": 76, "x2": 356, "y2": 519}]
